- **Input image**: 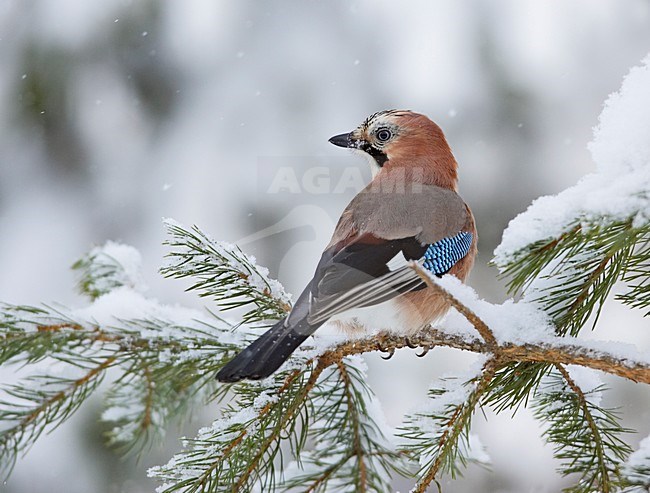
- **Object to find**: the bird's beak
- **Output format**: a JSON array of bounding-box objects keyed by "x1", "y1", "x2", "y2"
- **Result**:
[{"x1": 328, "y1": 132, "x2": 353, "y2": 148}]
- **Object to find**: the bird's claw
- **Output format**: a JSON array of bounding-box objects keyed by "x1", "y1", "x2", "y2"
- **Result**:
[
  {"x1": 380, "y1": 348, "x2": 395, "y2": 360},
  {"x1": 405, "y1": 337, "x2": 419, "y2": 349},
  {"x1": 416, "y1": 345, "x2": 430, "y2": 358},
  {"x1": 377, "y1": 341, "x2": 395, "y2": 360}
]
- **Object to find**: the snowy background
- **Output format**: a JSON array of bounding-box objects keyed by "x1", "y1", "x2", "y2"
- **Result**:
[{"x1": 1, "y1": 1, "x2": 649, "y2": 492}]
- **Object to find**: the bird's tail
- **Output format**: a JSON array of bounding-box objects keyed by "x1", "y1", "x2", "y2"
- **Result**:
[{"x1": 216, "y1": 316, "x2": 320, "y2": 383}]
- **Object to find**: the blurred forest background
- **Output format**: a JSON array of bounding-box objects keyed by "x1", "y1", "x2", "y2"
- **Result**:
[{"x1": 1, "y1": 1, "x2": 649, "y2": 492}]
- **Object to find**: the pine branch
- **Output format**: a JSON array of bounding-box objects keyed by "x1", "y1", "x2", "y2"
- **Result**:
[
  {"x1": 3, "y1": 260, "x2": 649, "y2": 490},
  {"x1": 618, "y1": 228, "x2": 650, "y2": 316},
  {"x1": 533, "y1": 365, "x2": 633, "y2": 493},
  {"x1": 96, "y1": 319, "x2": 237, "y2": 454},
  {"x1": 103, "y1": 356, "x2": 198, "y2": 454},
  {"x1": 489, "y1": 221, "x2": 649, "y2": 420},
  {"x1": 149, "y1": 312, "x2": 648, "y2": 493},
  {"x1": 161, "y1": 219, "x2": 291, "y2": 325},
  {"x1": 1, "y1": 226, "x2": 284, "y2": 474},
  {"x1": 2, "y1": 211, "x2": 649, "y2": 491},
  {"x1": 319, "y1": 327, "x2": 650, "y2": 385},
  {"x1": 398, "y1": 358, "x2": 495, "y2": 490},
  {"x1": 484, "y1": 361, "x2": 550, "y2": 413},
  {"x1": 152, "y1": 221, "x2": 648, "y2": 493},
  {"x1": 0, "y1": 355, "x2": 115, "y2": 477},
  {"x1": 0, "y1": 304, "x2": 99, "y2": 366},
  {"x1": 72, "y1": 241, "x2": 146, "y2": 300},
  {"x1": 279, "y1": 357, "x2": 403, "y2": 492},
  {"x1": 497, "y1": 220, "x2": 646, "y2": 336},
  {"x1": 149, "y1": 364, "x2": 318, "y2": 493},
  {"x1": 0, "y1": 302, "x2": 239, "y2": 470}
]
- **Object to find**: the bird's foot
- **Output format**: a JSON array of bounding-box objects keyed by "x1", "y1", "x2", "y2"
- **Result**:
[
  {"x1": 416, "y1": 345, "x2": 431, "y2": 358},
  {"x1": 377, "y1": 341, "x2": 396, "y2": 360},
  {"x1": 405, "y1": 337, "x2": 419, "y2": 349}
]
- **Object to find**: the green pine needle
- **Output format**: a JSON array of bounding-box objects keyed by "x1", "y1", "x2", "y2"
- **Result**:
[
  {"x1": 161, "y1": 220, "x2": 292, "y2": 325},
  {"x1": 496, "y1": 220, "x2": 649, "y2": 336},
  {"x1": 533, "y1": 369, "x2": 633, "y2": 493}
]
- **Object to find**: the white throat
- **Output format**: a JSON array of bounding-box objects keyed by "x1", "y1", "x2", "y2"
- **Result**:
[{"x1": 352, "y1": 149, "x2": 382, "y2": 178}]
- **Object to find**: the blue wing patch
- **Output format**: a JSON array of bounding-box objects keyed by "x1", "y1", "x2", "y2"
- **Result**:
[{"x1": 422, "y1": 232, "x2": 473, "y2": 275}]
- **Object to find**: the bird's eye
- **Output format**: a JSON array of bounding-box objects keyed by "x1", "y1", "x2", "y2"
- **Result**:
[{"x1": 376, "y1": 128, "x2": 392, "y2": 142}]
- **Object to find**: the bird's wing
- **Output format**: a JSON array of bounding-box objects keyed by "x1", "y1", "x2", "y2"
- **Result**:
[{"x1": 295, "y1": 184, "x2": 474, "y2": 326}]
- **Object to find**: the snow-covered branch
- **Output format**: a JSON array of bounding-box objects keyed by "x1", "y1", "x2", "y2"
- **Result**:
[
  {"x1": 312, "y1": 316, "x2": 650, "y2": 387},
  {"x1": 1, "y1": 51, "x2": 649, "y2": 493}
]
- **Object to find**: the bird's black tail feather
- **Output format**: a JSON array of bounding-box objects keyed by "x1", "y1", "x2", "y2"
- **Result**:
[{"x1": 216, "y1": 316, "x2": 320, "y2": 383}]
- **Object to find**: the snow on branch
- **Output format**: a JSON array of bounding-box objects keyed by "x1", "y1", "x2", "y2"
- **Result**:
[
  {"x1": 533, "y1": 366, "x2": 633, "y2": 492},
  {"x1": 161, "y1": 219, "x2": 292, "y2": 325},
  {"x1": 494, "y1": 55, "x2": 650, "y2": 266},
  {"x1": 73, "y1": 241, "x2": 148, "y2": 300},
  {"x1": 149, "y1": 365, "x2": 313, "y2": 493},
  {"x1": 1, "y1": 214, "x2": 649, "y2": 490},
  {"x1": 1, "y1": 52, "x2": 650, "y2": 493},
  {"x1": 490, "y1": 56, "x2": 650, "y2": 343},
  {"x1": 0, "y1": 354, "x2": 114, "y2": 477},
  {"x1": 623, "y1": 435, "x2": 650, "y2": 491},
  {"x1": 0, "y1": 247, "x2": 245, "y2": 471},
  {"x1": 398, "y1": 358, "x2": 492, "y2": 489},
  {"x1": 279, "y1": 356, "x2": 403, "y2": 492}
]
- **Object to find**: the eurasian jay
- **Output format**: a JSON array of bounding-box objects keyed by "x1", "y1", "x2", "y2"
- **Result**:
[{"x1": 217, "y1": 110, "x2": 477, "y2": 382}]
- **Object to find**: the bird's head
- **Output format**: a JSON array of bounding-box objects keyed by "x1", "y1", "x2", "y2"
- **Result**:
[{"x1": 329, "y1": 110, "x2": 458, "y2": 189}]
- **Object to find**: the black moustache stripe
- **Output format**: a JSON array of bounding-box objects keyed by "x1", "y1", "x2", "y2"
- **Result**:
[{"x1": 360, "y1": 142, "x2": 388, "y2": 167}]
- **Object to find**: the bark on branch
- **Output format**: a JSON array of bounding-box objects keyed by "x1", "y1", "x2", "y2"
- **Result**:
[
  {"x1": 315, "y1": 326, "x2": 650, "y2": 385},
  {"x1": 314, "y1": 266, "x2": 650, "y2": 385}
]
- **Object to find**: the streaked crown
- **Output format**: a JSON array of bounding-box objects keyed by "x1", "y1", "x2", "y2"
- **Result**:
[{"x1": 329, "y1": 109, "x2": 459, "y2": 190}]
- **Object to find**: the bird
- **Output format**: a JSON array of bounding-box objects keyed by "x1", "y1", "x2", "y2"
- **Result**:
[{"x1": 217, "y1": 110, "x2": 477, "y2": 383}]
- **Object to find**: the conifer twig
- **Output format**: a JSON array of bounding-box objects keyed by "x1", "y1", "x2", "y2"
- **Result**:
[
  {"x1": 533, "y1": 365, "x2": 632, "y2": 492},
  {"x1": 335, "y1": 360, "x2": 367, "y2": 492},
  {"x1": 412, "y1": 357, "x2": 500, "y2": 493},
  {"x1": 313, "y1": 327, "x2": 650, "y2": 385},
  {"x1": 555, "y1": 364, "x2": 612, "y2": 492},
  {"x1": 410, "y1": 263, "x2": 497, "y2": 347}
]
